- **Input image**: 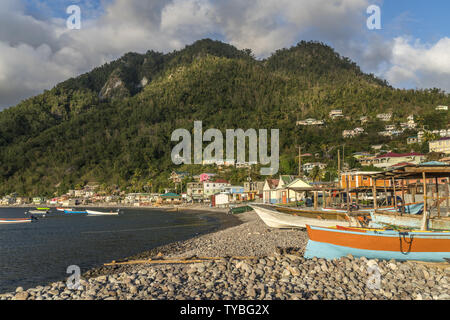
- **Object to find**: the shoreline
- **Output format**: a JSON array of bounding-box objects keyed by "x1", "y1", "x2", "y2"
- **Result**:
[
  {"x1": 0, "y1": 203, "x2": 228, "y2": 209},
  {"x1": 0, "y1": 206, "x2": 242, "y2": 294},
  {"x1": 82, "y1": 207, "x2": 244, "y2": 279}
]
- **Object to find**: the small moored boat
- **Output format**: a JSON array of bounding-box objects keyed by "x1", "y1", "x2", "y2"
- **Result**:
[
  {"x1": 64, "y1": 210, "x2": 87, "y2": 214},
  {"x1": 0, "y1": 218, "x2": 33, "y2": 224},
  {"x1": 86, "y1": 209, "x2": 120, "y2": 216},
  {"x1": 27, "y1": 210, "x2": 48, "y2": 216}
]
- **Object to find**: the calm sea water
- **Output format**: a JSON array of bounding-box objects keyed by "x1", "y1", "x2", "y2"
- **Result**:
[{"x1": 0, "y1": 207, "x2": 226, "y2": 293}]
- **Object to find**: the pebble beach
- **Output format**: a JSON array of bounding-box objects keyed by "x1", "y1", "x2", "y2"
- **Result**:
[{"x1": 1, "y1": 209, "x2": 449, "y2": 300}]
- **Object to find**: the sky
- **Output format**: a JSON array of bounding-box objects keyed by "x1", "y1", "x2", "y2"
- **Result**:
[{"x1": 0, "y1": 0, "x2": 449, "y2": 110}]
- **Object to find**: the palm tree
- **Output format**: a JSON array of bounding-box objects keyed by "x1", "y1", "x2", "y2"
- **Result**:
[{"x1": 309, "y1": 166, "x2": 322, "y2": 182}]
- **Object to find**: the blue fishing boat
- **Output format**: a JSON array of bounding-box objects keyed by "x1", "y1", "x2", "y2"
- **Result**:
[
  {"x1": 370, "y1": 210, "x2": 450, "y2": 231},
  {"x1": 64, "y1": 210, "x2": 87, "y2": 214},
  {"x1": 379, "y1": 202, "x2": 424, "y2": 215},
  {"x1": 304, "y1": 225, "x2": 450, "y2": 262}
]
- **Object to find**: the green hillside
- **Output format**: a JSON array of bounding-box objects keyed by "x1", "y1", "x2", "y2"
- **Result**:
[{"x1": 0, "y1": 39, "x2": 449, "y2": 196}]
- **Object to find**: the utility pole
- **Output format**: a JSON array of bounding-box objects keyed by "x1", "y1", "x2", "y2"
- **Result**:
[
  {"x1": 297, "y1": 146, "x2": 303, "y2": 178},
  {"x1": 337, "y1": 149, "x2": 341, "y2": 175}
]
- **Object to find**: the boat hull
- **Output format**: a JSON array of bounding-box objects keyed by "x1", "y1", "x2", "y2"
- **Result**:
[
  {"x1": 27, "y1": 210, "x2": 47, "y2": 215},
  {"x1": 251, "y1": 205, "x2": 357, "y2": 229},
  {"x1": 0, "y1": 218, "x2": 32, "y2": 224},
  {"x1": 305, "y1": 225, "x2": 450, "y2": 262},
  {"x1": 86, "y1": 210, "x2": 119, "y2": 216}
]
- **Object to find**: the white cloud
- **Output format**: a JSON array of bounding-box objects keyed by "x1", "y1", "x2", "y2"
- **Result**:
[
  {"x1": 385, "y1": 37, "x2": 450, "y2": 90},
  {"x1": 0, "y1": 0, "x2": 449, "y2": 109}
]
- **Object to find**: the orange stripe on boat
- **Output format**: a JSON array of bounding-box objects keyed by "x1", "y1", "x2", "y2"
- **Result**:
[{"x1": 307, "y1": 225, "x2": 449, "y2": 253}]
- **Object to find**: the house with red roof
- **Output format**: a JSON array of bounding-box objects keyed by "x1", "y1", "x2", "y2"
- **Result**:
[
  {"x1": 369, "y1": 152, "x2": 426, "y2": 169},
  {"x1": 430, "y1": 137, "x2": 450, "y2": 154},
  {"x1": 263, "y1": 179, "x2": 279, "y2": 204}
]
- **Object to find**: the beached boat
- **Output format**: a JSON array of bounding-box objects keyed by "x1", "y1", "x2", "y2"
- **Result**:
[
  {"x1": 370, "y1": 211, "x2": 450, "y2": 231},
  {"x1": 304, "y1": 224, "x2": 450, "y2": 262},
  {"x1": 64, "y1": 210, "x2": 87, "y2": 214},
  {"x1": 250, "y1": 204, "x2": 364, "y2": 229},
  {"x1": 86, "y1": 209, "x2": 120, "y2": 216},
  {"x1": 321, "y1": 203, "x2": 424, "y2": 215},
  {"x1": 0, "y1": 218, "x2": 33, "y2": 224}
]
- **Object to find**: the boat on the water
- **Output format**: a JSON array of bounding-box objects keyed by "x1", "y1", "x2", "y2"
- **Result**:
[
  {"x1": 36, "y1": 207, "x2": 50, "y2": 211},
  {"x1": 370, "y1": 210, "x2": 450, "y2": 231},
  {"x1": 86, "y1": 209, "x2": 120, "y2": 216},
  {"x1": 26, "y1": 210, "x2": 48, "y2": 216},
  {"x1": 0, "y1": 218, "x2": 33, "y2": 224},
  {"x1": 250, "y1": 204, "x2": 366, "y2": 229},
  {"x1": 56, "y1": 207, "x2": 71, "y2": 212},
  {"x1": 304, "y1": 224, "x2": 450, "y2": 262}
]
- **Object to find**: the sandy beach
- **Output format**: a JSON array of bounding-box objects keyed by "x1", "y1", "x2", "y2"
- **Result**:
[{"x1": 1, "y1": 209, "x2": 449, "y2": 300}]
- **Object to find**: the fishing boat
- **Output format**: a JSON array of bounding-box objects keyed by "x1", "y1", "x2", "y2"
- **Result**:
[
  {"x1": 26, "y1": 210, "x2": 48, "y2": 216},
  {"x1": 86, "y1": 209, "x2": 120, "y2": 216},
  {"x1": 64, "y1": 210, "x2": 87, "y2": 214},
  {"x1": 36, "y1": 207, "x2": 50, "y2": 211},
  {"x1": 321, "y1": 202, "x2": 423, "y2": 214},
  {"x1": 250, "y1": 204, "x2": 365, "y2": 229},
  {"x1": 56, "y1": 207, "x2": 71, "y2": 212},
  {"x1": 370, "y1": 210, "x2": 450, "y2": 231},
  {"x1": 0, "y1": 218, "x2": 33, "y2": 224},
  {"x1": 304, "y1": 224, "x2": 450, "y2": 262}
]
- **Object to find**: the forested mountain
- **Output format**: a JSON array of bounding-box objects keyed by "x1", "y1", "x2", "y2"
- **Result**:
[{"x1": 0, "y1": 39, "x2": 449, "y2": 196}]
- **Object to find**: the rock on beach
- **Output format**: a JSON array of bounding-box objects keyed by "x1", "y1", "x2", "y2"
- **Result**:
[{"x1": 0, "y1": 210, "x2": 448, "y2": 300}]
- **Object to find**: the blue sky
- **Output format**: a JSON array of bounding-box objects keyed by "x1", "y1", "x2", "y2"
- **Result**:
[
  {"x1": 23, "y1": 0, "x2": 109, "y2": 20},
  {"x1": 0, "y1": 0, "x2": 449, "y2": 109},
  {"x1": 380, "y1": 0, "x2": 450, "y2": 41}
]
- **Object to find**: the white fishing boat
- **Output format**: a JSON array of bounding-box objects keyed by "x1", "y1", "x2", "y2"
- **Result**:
[
  {"x1": 26, "y1": 210, "x2": 48, "y2": 216},
  {"x1": 86, "y1": 209, "x2": 120, "y2": 216},
  {"x1": 56, "y1": 207, "x2": 71, "y2": 212},
  {"x1": 250, "y1": 204, "x2": 364, "y2": 229}
]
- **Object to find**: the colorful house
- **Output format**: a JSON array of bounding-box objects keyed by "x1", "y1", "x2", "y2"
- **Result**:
[
  {"x1": 340, "y1": 171, "x2": 391, "y2": 189},
  {"x1": 362, "y1": 152, "x2": 426, "y2": 169},
  {"x1": 198, "y1": 173, "x2": 216, "y2": 182},
  {"x1": 158, "y1": 192, "x2": 182, "y2": 203},
  {"x1": 263, "y1": 179, "x2": 279, "y2": 204},
  {"x1": 281, "y1": 178, "x2": 312, "y2": 203},
  {"x1": 203, "y1": 180, "x2": 230, "y2": 199},
  {"x1": 263, "y1": 175, "x2": 312, "y2": 204}
]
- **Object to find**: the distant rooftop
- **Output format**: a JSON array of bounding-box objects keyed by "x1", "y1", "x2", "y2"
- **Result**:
[{"x1": 375, "y1": 152, "x2": 425, "y2": 159}]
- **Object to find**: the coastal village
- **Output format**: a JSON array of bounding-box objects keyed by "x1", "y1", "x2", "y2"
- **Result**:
[{"x1": 2, "y1": 105, "x2": 450, "y2": 210}]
